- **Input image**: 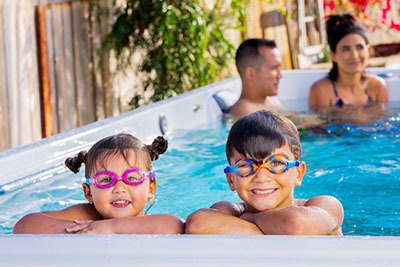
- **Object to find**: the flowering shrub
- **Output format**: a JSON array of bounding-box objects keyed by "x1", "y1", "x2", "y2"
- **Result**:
[{"x1": 323, "y1": 0, "x2": 400, "y2": 31}]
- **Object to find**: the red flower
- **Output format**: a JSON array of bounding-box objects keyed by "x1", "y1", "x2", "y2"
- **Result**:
[
  {"x1": 381, "y1": 0, "x2": 391, "y2": 23},
  {"x1": 323, "y1": 0, "x2": 336, "y2": 11},
  {"x1": 390, "y1": 20, "x2": 400, "y2": 31}
]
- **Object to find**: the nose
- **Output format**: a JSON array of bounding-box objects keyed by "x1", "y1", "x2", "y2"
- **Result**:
[
  {"x1": 112, "y1": 180, "x2": 127, "y2": 194},
  {"x1": 277, "y1": 68, "x2": 282, "y2": 80},
  {"x1": 252, "y1": 167, "x2": 273, "y2": 183},
  {"x1": 350, "y1": 47, "x2": 359, "y2": 58}
]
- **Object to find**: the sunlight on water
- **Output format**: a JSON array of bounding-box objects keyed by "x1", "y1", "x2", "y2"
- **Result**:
[{"x1": 1, "y1": 102, "x2": 399, "y2": 235}]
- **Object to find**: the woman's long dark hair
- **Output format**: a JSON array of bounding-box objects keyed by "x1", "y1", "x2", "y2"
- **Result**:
[{"x1": 326, "y1": 13, "x2": 368, "y2": 82}]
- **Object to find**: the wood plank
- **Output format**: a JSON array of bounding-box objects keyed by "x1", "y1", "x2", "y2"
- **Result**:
[
  {"x1": 60, "y1": 1, "x2": 78, "y2": 131},
  {"x1": 72, "y1": 1, "x2": 95, "y2": 126},
  {"x1": 45, "y1": 3, "x2": 59, "y2": 133},
  {"x1": 89, "y1": 3, "x2": 106, "y2": 120},
  {"x1": 3, "y1": 0, "x2": 19, "y2": 148},
  {"x1": 36, "y1": 4, "x2": 54, "y2": 137},
  {"x1": 0, "y1": 0, "x2": 10, "y2": 151},
  {"x1": 98, "y1": 1, "x2": 114, "y2": 117},
  {"x1": 17, "y1": 0, "x2": 42, "y2": 145},
  {"x1": 51, "y1": 3, "x2": 66, "y2": 133}
]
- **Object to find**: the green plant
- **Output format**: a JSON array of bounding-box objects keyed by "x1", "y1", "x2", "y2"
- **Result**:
[{"x1": 101, "y1": 0, "x2": 246, "y2": 108}]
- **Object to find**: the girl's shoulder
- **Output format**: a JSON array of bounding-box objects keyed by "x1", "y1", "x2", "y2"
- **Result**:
[{"x1": 294, "y1": 199, "x2": 307, "y2": 206}]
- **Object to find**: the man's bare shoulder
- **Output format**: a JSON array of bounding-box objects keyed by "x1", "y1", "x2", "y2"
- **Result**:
[
  {"x1": 229, "y1": 97, "x2": 284, "y2": 118},
  {"x1": 228, "y1": 99, "x2": 257, "y2": 118}
]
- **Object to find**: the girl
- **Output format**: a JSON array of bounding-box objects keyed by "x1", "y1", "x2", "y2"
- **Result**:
[
  {"x1": 13, "y1": 133, "x2": 184, "y2": 234},
  {"x1": 308, "y1": 13, "x2": 388, "y2": 111}
]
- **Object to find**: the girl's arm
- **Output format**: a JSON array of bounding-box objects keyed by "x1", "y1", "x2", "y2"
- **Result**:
[
  {"x1": 65, "y1": 214, "x2": 184, "y2": 234},
  {"x1": 13, "y1": 204, "x2": 101, "y2": 234},
  {"x1": 241, "y1": 195, "x2": 344, "y2": 235},
  {"x1": 185, "y1": 202, "x2": 263, "y2": 235}
]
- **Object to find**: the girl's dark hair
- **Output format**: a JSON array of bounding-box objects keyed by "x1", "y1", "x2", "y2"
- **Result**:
[
  {"x1": 326, "y1": 13, "x2": 368, "y2": 81},
  {"x1": 226, "y1": 110, "x2": 301, "y2": 162},
  {"x1": 65, "y1": 134, "x2": 168, "y2": 177}
]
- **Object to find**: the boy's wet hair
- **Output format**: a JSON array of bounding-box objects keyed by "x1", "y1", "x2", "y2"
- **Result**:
[
  {"x1": 235, "y1": 38, "x2": 277, "y2": 77},
  {"x1": 326, "y1": 13, "x2": 368, "y2": 82},
  {"x1": 65, "y1": 134, "x2": 168, "y2": 177},
  {"x1": 226, "y1": 110, "x2": 301, "y2": 162}
]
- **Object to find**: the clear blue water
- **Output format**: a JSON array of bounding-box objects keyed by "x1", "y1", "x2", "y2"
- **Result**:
[{"x1": 1, "y1": 102, "x2": 399, "y2": 235}]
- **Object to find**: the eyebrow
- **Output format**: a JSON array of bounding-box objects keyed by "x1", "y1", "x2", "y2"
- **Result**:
[{"x1": 340, "y1": 43, "x2": 365, "y2": 48}]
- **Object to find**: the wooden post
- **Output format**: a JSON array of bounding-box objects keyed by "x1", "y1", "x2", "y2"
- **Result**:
[{"x1": 35, "y1": 5, "x2": 54, "y2": 137}]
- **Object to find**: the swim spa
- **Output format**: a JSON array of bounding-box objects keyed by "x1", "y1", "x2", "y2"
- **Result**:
[{"x1": 1, "y1": 69, "x2": 400, "y2": 266}]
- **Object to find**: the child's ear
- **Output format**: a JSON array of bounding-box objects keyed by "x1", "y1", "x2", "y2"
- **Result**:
[
  {"x1": 82, "y1": 183, "x2": 93, "y2": 204},
  {"x1": 226, "y1": 173, "x2": 236, "y2": 192},
  {"x1": 295, "y1": 162, "x2": 306, "y2": 187},
  {"x1": 147, "y1": 179, "x2": 157, "y2": 202}
]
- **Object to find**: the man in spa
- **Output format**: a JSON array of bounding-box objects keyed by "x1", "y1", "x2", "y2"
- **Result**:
[{"x1": 228, "y1": 38, "x2": 284, "y2": 118}]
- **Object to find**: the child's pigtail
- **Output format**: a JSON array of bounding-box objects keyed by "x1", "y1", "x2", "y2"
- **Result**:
[
  {"x1": 65, "y1": 151, "x2": 87, "y2": 174},
  {"x1": 146, "y1": 136, "x2": 168, "y2": 161}
]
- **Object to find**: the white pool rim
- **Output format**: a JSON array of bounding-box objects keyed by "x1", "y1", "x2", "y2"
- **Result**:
[{"x1": 1, "y1": 68, "x2": 400, "y2": 266}]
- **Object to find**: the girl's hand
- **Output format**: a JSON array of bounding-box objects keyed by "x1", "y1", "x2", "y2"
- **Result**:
[{"x1": 65, "y1": 219, "x2": 115, "y2": 234}]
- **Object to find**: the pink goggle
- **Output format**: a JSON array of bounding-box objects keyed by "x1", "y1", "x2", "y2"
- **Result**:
[{"x1": 85, "y1": 168, "x2": 155, "y2": 189}]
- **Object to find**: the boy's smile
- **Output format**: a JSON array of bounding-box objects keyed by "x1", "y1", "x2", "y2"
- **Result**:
[{"x1": 226, "y1": 144, "x2": 306, "y2": 212}]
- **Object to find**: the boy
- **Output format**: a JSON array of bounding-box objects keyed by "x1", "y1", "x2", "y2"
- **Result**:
[{"x1": 186, "y1": 110, "x2": 343, "y2": 235}]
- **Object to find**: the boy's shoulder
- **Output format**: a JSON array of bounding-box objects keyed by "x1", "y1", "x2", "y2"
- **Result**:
[
  {"x1": 301, "y1": 195, "x2": 344, "y2": 218},
  {"x1": 296, "y1": 195, "x2": 343, "y2": 215},
  {"x1": 294, "y1": 199, "x2": 307, "y2": 206}
]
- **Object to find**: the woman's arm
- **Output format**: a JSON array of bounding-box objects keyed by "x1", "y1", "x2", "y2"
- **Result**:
[
  {"x1": 13, "y1": 204, "x2": 101, "y2": 234},
  {"x1": 241, "y1": 195, "x2": 344, "y2": 235}
]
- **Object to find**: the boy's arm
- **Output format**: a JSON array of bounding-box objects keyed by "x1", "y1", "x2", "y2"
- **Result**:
[
  {"x1": 65, "y1": 214, "x2": 185, "y2": 234},
  {"x1": 209, "y1": 201, "x2": 246, "y2": 216},
  {"x1": 185, "y1": 201, "x2": 263, "y2": 235},
  {"x1": 241, "y1": 195, "x2": 344, "y2": 235},
  {"x1": 13, "y1": 204, "x2": 101, "y2": 234}
]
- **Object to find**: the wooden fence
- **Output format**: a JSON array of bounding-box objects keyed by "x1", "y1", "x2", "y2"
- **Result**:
[
  {"x1": 0, "y1": 0, "x2": 115, "y2": 151},
  {"x1": 1, "y1": 0, "x2": 399, "y2": 151}
]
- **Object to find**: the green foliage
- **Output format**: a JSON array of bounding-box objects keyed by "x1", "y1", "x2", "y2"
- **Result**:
[
  {"x1": 101, "y1": 0, "x2": 246, "y2": 107},
  {"x1": 320, "y1": 46, "x2": 331, "y2": 63}
]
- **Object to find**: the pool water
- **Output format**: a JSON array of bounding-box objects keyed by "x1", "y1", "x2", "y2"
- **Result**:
[{"x1": 1, "y1": 102, "x2": 399, "y2": 235}]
